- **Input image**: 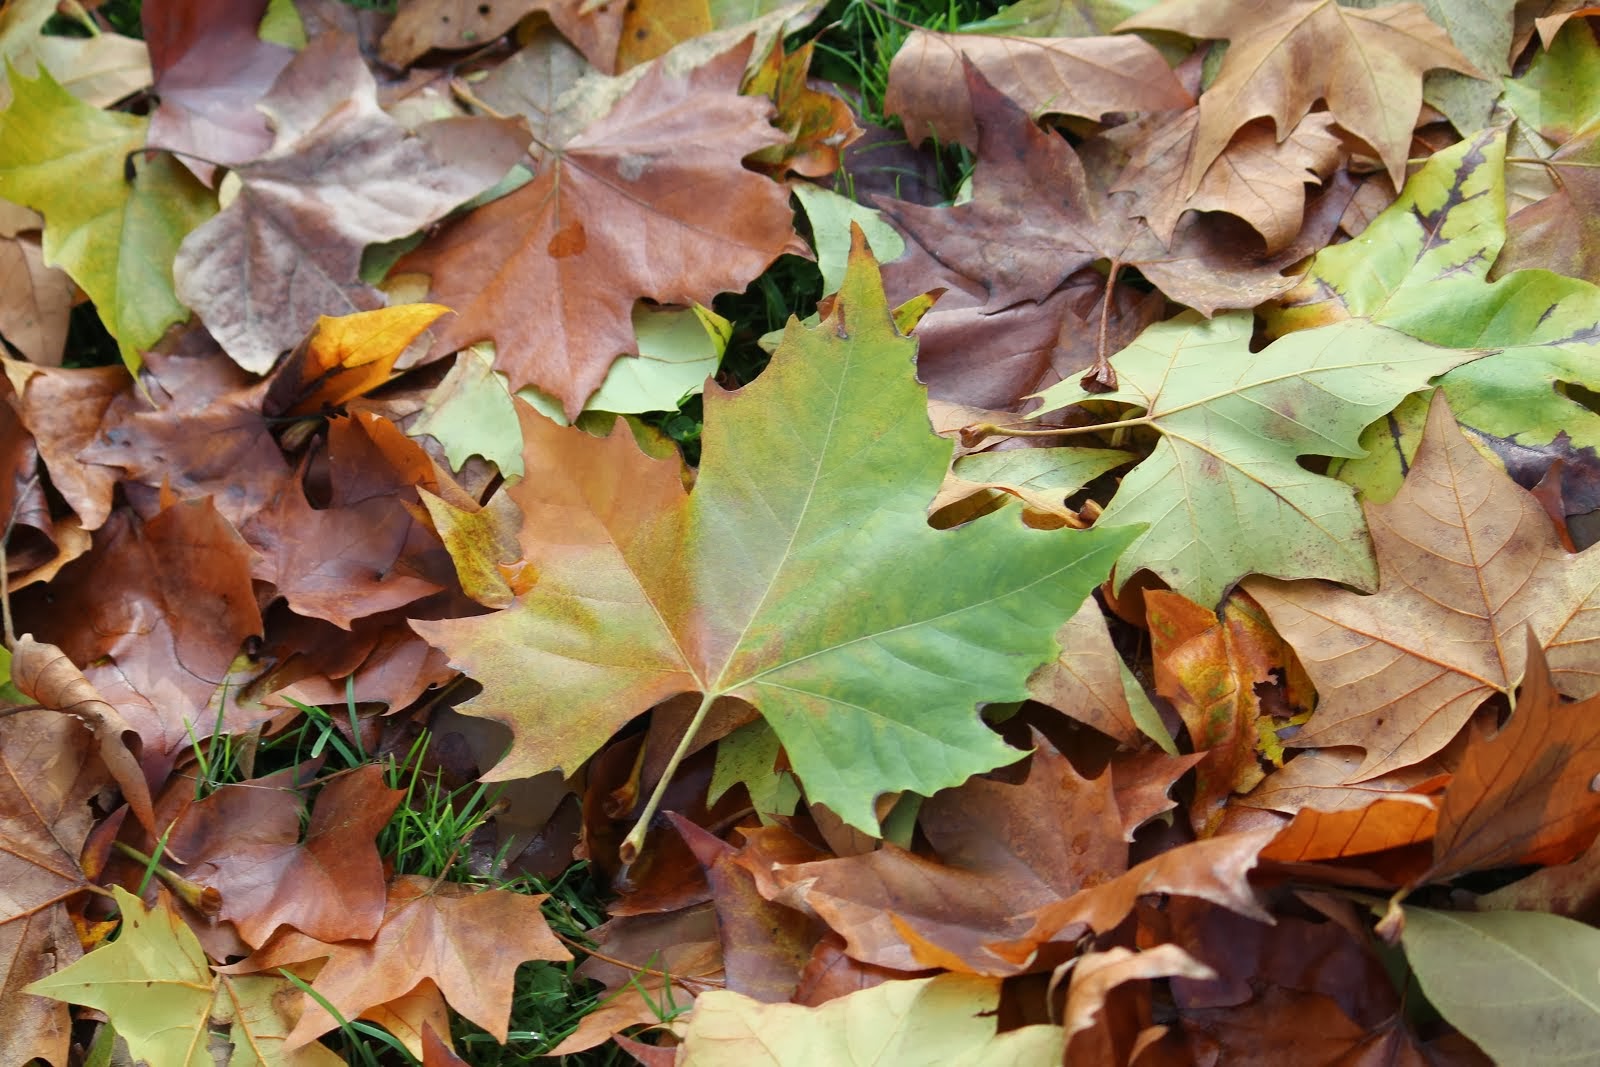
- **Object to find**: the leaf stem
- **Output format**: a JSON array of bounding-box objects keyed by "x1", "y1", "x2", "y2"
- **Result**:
[
  {"x1": 965, "y1": 412, "x2": 1151, "y2": 441},
  {"x1": 619, "y1": 690, "x2": 717, "y2": 864}
]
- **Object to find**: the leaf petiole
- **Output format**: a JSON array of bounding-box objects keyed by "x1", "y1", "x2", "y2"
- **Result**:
[{"x1": 618, "y1": 690, "x2": 718, "y2": 864}]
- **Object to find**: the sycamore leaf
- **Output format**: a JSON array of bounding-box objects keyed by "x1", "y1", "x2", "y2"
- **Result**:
[
  {"x1": 0, "y1": 906, "x2": 78, "y2": 1067},
  {"x1": 0, "y1": 0, "x2": 150, "y2": 109},
  {"x1": 225, "y1": 875, "x2": 570, "y2": 1049},
  {"x1": 142, "y1": 0, "x2": 295, "y2": 182},
  {"x1": 11, "y1": 635, "x2": 158, "y2": 838},
  {"x1": 1418, "y1": 633, "x2": 1600, "y2": 884},
  {"x1": 0, "y1": 709, "x2": 100, "y2": 925},
  {"x1": 410, "y1": 345, "x2": 525, "y2": 476},
  {"x1": 0, "y1": 228, "x2": 72, "y2": 365},
  {"x1": 963, "y1": 0, "x2": 1163, "y2": 37},
  {"x1": 1401, "y1": 906, "x2": 1600, "y2": 1067},
  {"x1": 1245, "y1": 393, "x2": 1600, "y2": 781},
  {"x1": 883, "y1": 28, "x2": 1191, "y2": 148},
  {"x1": 878, "y1": 64, "x2": 1342, "y2": 321},
  {"x1": 1031, "y1": 310, "x2": 1482, "y2": 605},
  {"x1": 742, "y1": 36, "x2": 861, "y2": 178},
  {"x1": 263, "y1": 304, "x2": 452, "y2": 418},
  {"x1": 26, "y1": 886, "x2": 342, "y2": 1067},
  {"x1": 1119, "y1": 0, "x2": 1480, "y2": 192},
  {"x1": 0, "y1": 65, "x2": 214, "y2": 373},
  {"x1": 173, "y1": 33, "x2": 525, "y2": 373},
  {"x1": 1495, "y1": 20, "x2": 1600, "y2": 281},
  {"x1": 413, "y1": 237, "x2": 1136, "y2": 834},
  {"x1": 1343, "y1": 0, "x2": 1516, "y2": 133},
  {"x1": 672, "y1": 974, "x2": 1065, "y2": 1066},
  {"x1": 1113, "y1": 111, "x2": 1344, "y2": 253},
  {"x1": 1267, "y1": 129, "x2": 1600, "y2": 505},
  {"x1": 399, "y1": 41, "x2": 802, "y2": 419},
  {"x1": 165, "y1": 763, "x2": 403, "y2": 947}
]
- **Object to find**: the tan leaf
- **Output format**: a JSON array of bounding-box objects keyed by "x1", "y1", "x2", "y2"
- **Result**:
[
  {"x1": 11, "y1": 635, "x2": 157, "y2": 837},
  {"x1": 1246, "y1": 392, "x2": 1600, "y2": 781},
  {"x1": 1120, "y1": 0, "x2": 1480, "y2": 191}
]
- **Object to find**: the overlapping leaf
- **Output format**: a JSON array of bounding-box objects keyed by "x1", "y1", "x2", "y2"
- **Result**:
[
  {"x1": 400, "y1": 41, "x2": 802, "y2": 418},
  {"x1": 1246, "y1": 393, "x2": 1600, "y2": 780},
  {"x1": 416, "y1": 239, "x2": 1136, "y2": 833},
  {"x1": 1030, "y1": 310, "x2": 1481, "y2": 604},
  {"x1": 0, "y1": 65, "x2": 214, "y2": 372}
]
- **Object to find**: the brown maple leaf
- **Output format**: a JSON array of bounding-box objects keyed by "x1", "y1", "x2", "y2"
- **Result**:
[
  {"x1": 1120, "y1": 0, "x2": 1480, "y2": 192},
  {"x1": 226, "y1": 875, "x2": 570, "y2": 1049},
  {"x1": 14, "y1": 499, "x2": 266, "y2": 777},
  {"x1": 1419, "y1": 632, "x2": 1600, "y2": 884},
  {"x1": 883, "y1": 28, "x2": 1192, "y2": 148},
  {"x1": 380, "y1": 0, "x2": 625, "y2": 73},
  {"x1": 399, "y1": 41, "x2": 803, "y2": 418},
  {"x1": 172, "y1": 32, "x2": 526, "y2": 373},
  {"x1": 878, "y1": 63, "x2": 1343, "y2": 330},
  {"x1": 166, "y1": 764, "x2": 402, "y2": 946},
  {"x1": 3, "y1": 359, "x2": 125, "y2": 532},
  {"x1": 1112, "y1": 111, "x2": 1344, "y2": 253},
  {"x1": 1245, "y1": 392, "x2": 1600, "y2": 782}
]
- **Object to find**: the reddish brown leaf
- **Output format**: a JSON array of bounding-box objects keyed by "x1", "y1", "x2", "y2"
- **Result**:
[
  {"x1": 0, "y1": 905, "x2": 79, "y2": 1067},
  {"x1": 400, "y1": 42, "x2": 802, "y2": 418},
  {"x1": 167, "y1": 764, "x2": 402, "y2": 946},
  {"x1": 2, "y1": 359, "x2": 125, "y2": 532},
  {"x1": 0, "y1": 709, "x2": 101, "y2": 924},
  {"x1": 995, "y1": 828, "x2": 1278, "y2": 966},
  {"x1": 1420, "y1": 633, "x2": 1600, "y2": 884},
  {"x1": 244, "y1": 413, "x2": 451, "y2": 628},
  {"x1": 228, "y1": 875, "x2": 570, "y2": 1048},
  {"x1": 669, "y1": 815, "x2": 817, "y2": 1003},
  {"x1": 879, "y1": 64, "x2": 1323, "y2": 323},
  {"x1": 15, "y1": 499, "x2": 265, "y2": 775}
]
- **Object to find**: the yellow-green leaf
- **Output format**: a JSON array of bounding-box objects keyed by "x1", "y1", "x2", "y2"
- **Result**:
[{"x1": 0, "y1": 64, "x2": 214, "y2": 372}]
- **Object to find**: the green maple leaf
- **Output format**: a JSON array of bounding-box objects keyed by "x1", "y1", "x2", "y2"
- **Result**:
[
  {"x1": 0, "y1": 64, "x2": 214, "y2": 373},
  {"x1": 1030, "y1": 311, "x2": 1482, "y2": 605},
  {"x1": 1266, "y1": 127, "x2": 1600, "y2": 499},
  {"x1": 26, "y1": 886, "x2": 341, "y2": 1067},
  {"x1": 413, "y1": 238, "x2": 1137, "y2": 834}
]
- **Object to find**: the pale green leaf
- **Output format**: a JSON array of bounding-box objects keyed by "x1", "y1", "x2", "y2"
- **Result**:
[
  {"x1": 675, "y1": 974, "x2": 1064, "y2": 1066},
  {"x1": 1402, "y1": 905, "x2": 1600, "y2": 1067},
  {"x1": 26, "y1": 887, "x2": 340, "y2": 1067},
  {"x1": 1269, "y1": 128, "x2": 1600, "y2": 497},
  {"x1": 793, "y1": 183, "x2": 906, "y2": 294},
  {"x1": 1031, "y1": 311, "x2": 1481, "y2": 604},
  {"x1": 412, "y1": 345, "x2": 525, "y2": 476}
]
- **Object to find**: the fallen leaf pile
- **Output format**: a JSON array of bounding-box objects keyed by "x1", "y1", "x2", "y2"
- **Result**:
[{"x1": 2, "y1": 0, "x2": 1600, "y2": 1063}]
